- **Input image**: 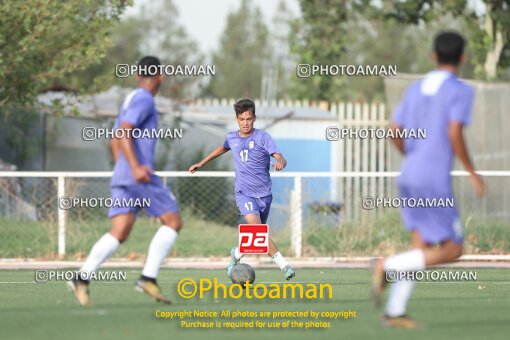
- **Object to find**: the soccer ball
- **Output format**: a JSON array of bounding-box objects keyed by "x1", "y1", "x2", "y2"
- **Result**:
[{"x1": 230, "y1": 263, "x2": 256, "y2": 287}]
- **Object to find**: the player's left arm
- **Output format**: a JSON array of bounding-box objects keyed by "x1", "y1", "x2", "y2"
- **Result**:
[
  {"x1": 271, "y1": 153, "x2": 287, "y2": 171},
  {"x1": 262, "y1": 132, "x2": 286, "y2": 171},
  {"x1": 117, "y1": 95, "x2": 154, "y2": 182}
]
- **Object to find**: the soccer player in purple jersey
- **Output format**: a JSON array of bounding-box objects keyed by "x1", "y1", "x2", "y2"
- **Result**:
[
  {"x1": 189, "y1": 99, "x2": 296, "y2": 280},
  {"x1": 68, "y1": 56, "x2": 182, "y2": 305},
  {"x1": 371, "y1": 32, "x2": 485, "y2": 328}
]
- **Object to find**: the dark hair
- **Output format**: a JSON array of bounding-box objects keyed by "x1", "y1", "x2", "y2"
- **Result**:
[
  {"x1": 434, "y1": 31, "x2": 466, "y2": 65},
  {"x1": 137, "y1": 55, "x2": 161, "y2": 77},
  {"x1": 234, "y1": 99, "x2": 256, "y2": 117}
]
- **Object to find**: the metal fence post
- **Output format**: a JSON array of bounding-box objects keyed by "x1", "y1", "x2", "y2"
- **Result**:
[
  {"x1": 57, "y1": 176, "x2": 66, "y2": 257},
  {"x1": 291, "y1": 176, "x2": 303, "y2": 258}
]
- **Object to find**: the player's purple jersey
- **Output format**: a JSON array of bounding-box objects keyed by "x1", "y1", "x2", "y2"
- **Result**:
[
  {"x1": 392, "y1": 70, "x2": 474, "y2": 193},
  {"x1": 223, "y1": 129, "x2": 280, "y2": 197},
  {"x1": 111, "y1": 88, "x2": 158, "y2": 186}
]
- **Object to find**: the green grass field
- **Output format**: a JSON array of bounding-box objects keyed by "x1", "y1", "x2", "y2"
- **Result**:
[
  {"x1": 0, "y1": 268, "x2": 508, "y2": 340},
  {"x1": 2, "y1": 212, "x2": 509, "y2": 258}
]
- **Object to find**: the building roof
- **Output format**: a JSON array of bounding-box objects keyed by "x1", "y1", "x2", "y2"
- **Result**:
[{"x1": 37, "y1": 86, "x2": 336, "y2": 121}]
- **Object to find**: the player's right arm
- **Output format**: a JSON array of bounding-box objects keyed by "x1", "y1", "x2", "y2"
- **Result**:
[
  {"x1": 389, "y1": 86, "x2": 411, "y2": 155},
  {"x1": 189, "y1": 145, "x2": 229, "y2": 173},
  {"x1": 389, "y1": 122, "x2": 405, "y2": 155},
  {"x1": 118, "y1": 121, "x2": 153, "y2": 182},
  {"x1": 448, "y1": 85, "x2": 485, "y2": 198},
  {"x1": 110, "y1": 138, "x2": 120, "y2": 162},
  {"x1": 448, "y1": 122, "x2": 485, "y2": 197}
]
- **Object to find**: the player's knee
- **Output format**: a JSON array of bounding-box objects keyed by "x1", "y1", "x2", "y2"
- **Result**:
[
  {"x1": 117, "y1": 234, "x2": 129, "y2": 244},
  {"x1": 110, "y1": 232, "x2": 129, "y2": 244},
  {"x1": 445, "y1": 243, "x2": 463, "y2": 261},
  {"x1": 172, "y1": 219, "x2": 183, "y2": 232},
  {"x1": 160, "y1": 214, "x2": 182, "y2": 232},
  {"x1": 452, "y1": 244, "x2": 463, "y2": 259}
]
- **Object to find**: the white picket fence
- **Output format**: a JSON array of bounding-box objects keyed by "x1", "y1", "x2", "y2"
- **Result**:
[
  {"x1": 188, "y1": 98, "x2": 331, "y2": 111},
  {"x1": 329, "y1": 102, "x2": 390, "y2": 220}
]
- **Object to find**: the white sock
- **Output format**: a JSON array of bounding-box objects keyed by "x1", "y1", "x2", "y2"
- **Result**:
[
  {"x1": 233, "y1": 247, "x2": 244, "y2": 261},
  {"x1": 142, "y1": 226, "x2": 178, "y2": 279},
  {"x1": 384, "y1": 249, "x2": 425, "y2": 272},
  {"x1": 385, "y1": 279, "x2": 416, "y2": 317},
  {"x1": 80, "y1": 233, "x2": 120, "y2": 277},
  {"x1": 271, "y1": 251, "x2": 289, "y2": 270}
]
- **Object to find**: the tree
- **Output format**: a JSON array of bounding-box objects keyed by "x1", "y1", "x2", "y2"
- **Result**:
[
  {"x1": 68, "y1": 0, "x2": 203, "y2": 100},
  {"x1": 204, "y1": 0, "x2": 269, "y2": 99},
  {"x1": 386, "y1": 0, "x2": 510, "y2": 80},
  {"x1": 338, "y1": 17, "x2": 429, "y2": 101},
  {"x1": 287, "y1": 0, "x2": 506, "y2": 102},
  {"x1": 0, "y1": 0, "x2": 129, "y2": 168},
  {"x1": 263, "y1": 0, "x2": 297, "y2": 100},
  {"x1": 0, "y1": 0, "x2": 129, "y2": 111},
  {"x1": 137, "y1": 0, "x2": 204, "y2": 100},
  {"x1": 333, "y1": 3, "x2": 469, "y2": 101},
  {"x1": 291, "y1": 0, "x2": 378, "y2": 101},
  {"x1": 288, "y1": 0, "x2": 352, "y2": 101},
  {"x1": 63, "y1": 15, "x2": 148, "y2": 95}
]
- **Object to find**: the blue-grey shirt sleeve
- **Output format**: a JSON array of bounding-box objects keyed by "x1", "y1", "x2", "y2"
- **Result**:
[
  {"x1": 223, "y1": 136, "x2": 230, "y2": 150},
  {"x1": 449, "y1": 86, "x2": 474, "y2": 126},
  {"x1": 392, "y1": 88, "x2": 411, "y2": 127},
  {"x1": 262, "y1": 132, "x2": 279, "y2": 155},
  {"x1": 120, "y1": 94, "x2": 153, "y2": 127}
]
